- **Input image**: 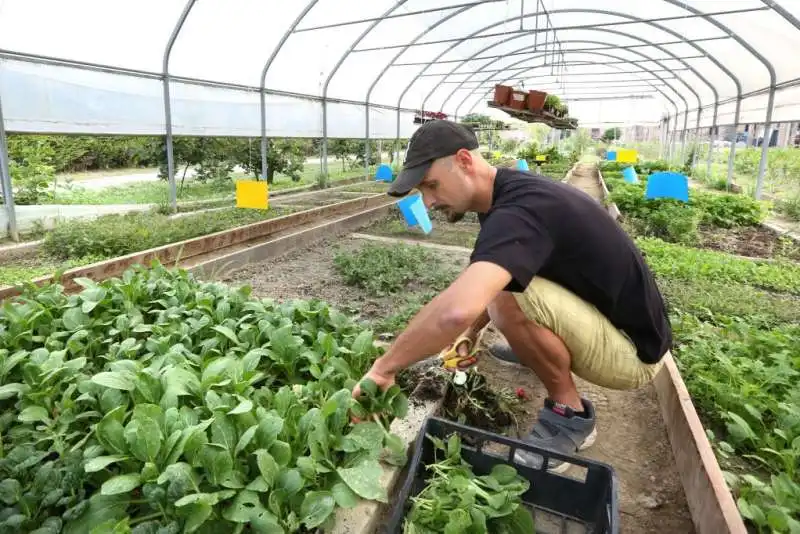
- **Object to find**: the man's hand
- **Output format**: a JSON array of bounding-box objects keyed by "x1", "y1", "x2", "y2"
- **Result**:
[{"x1": 351, "y1": 361, "x2": 396, "y2": 400}]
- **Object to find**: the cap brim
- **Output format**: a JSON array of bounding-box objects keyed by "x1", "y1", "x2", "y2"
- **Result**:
[{"x1": 387, "y1": 162, "x2": 430, "y2": 197}]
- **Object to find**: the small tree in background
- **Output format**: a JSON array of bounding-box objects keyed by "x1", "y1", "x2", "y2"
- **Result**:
[{"x1": 602, "y1": 127, "x2": 622, "y2": 143}]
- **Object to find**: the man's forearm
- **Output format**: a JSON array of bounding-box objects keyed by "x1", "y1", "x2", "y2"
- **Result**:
[
  {"x1": 372, "y1": 291, "x2": 474, "y2": 375},
  {"x1": 369, "y1": 261, "x2": 512, "y2": 377},
  {"x1": 466, "y1": 309, "x2": 491, "y2": 338}
]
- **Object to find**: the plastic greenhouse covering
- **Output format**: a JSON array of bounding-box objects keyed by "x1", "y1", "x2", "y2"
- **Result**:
[
  {"x1": 2, "y1": 0, "x2": 800, "y2": 236},
  {"x1": 1, "y1": 0, "x2": 799, "y2": 136}
]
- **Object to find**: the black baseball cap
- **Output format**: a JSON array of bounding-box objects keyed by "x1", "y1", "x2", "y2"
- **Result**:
[{"x1": 388, "y1": 120, "x2": 480, "y2": 197}]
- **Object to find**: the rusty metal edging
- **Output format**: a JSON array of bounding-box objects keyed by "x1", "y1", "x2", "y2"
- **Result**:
[{"x1": 0, "y1": 194, "x2": 390, "y2": 301}]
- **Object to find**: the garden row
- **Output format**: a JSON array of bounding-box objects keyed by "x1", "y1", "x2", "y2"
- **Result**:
[
  {"x1": 362, "y1": 162, "x2": 800, "y2": 531},
  {"x1": 0, "y1": 182, "x2": 388, "y2": 288},
  {"x1": 603, "y1": 168, "x2": 800, "y2": 532}
]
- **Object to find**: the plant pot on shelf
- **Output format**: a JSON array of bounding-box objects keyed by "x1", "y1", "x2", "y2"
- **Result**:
[
  {"x1": 493, "y1": 84, "x2": 513, "y2": 106},
  {"x1": 509, "y1": 90, "x2": 528, "y2": 110},
  {"x1": 527, "y1": 90, "x2": 547, "y2": 111}
]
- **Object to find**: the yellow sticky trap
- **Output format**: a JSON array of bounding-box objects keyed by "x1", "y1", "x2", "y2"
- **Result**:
[
  {"x1": 616, "y1": 149, "x2": 638, "y2": 163},
  {"x1": 535, "y1": 154, "x2": 547, "y2": 162},
  {"x1": 236, "y1": 180, "x2": 269, "y2": 209}
]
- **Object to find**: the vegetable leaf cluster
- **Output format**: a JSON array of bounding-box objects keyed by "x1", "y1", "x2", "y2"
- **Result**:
[
  {"x1": 0, "y1": 262, "x2": 407, "y2": 533},
  {"x1": 403, "y1": 434, "x2": 534, "y2": 534}
]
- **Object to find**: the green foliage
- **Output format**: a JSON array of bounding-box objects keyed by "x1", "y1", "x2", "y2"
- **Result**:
[
  {"x1": 0, "y1": 262, "x2": 407, "y2": 532},
  {"x1": 516, "y1": 142, "x2": 539, "y2": 163},
  {"x1": 609, "y1": 180, "x2": 767, "y2": 244},
  {"x1": 42, "y1": 206, "x2": 292, "y2": 260},
  {"x1": 776, "y1": 193, "x2": 800, "y2": 222},
  {"x1": 657, "y1": 277, "x2": 800, "y2": 328},
  {"x1": 403, "y1": 433, "x2": 534, "y2": 533},
  {"x1": 7, "y1": 134, "x2": 159, "y2": 174},
  {"x1": 637, "y1": 237, "x2": 800, "y2": 295},
  {"x1": 672, "y1": 314, "x2": 800, "y2": 531},
  {"x1": 6, "y1": 138, "x2": 56, "y2": 205},
  {"x1": 333, "y1": 243, "x2": 456, "y2": 297},
  {"x1": 601, "y1": 127, "x2": 621, "y2": 143}
]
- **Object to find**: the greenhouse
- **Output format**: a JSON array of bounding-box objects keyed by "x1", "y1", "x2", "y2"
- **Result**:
[{"x1": 0, "y1": 1, "x2": 799, "y2": 533}]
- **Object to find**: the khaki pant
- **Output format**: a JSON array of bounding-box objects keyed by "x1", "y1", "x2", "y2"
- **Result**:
[{"x1": 512, "y1": 277, "x2": 666, "y2": 390}]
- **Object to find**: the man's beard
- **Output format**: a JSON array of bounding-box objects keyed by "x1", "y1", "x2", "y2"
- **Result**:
[
  {"x1": 446, "y1": 211, "x2": 465, "y2": 223},
  {"x1": 439, "y1": 208, "x2": 465, "y2": 223}
]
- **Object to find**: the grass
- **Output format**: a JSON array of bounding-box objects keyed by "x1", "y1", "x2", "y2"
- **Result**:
[
  {"x1": 0, "y1": 254, "x2": 106, "y2": 287},
  {"x1": 332, "y1": 242, "x2": 463, "y2": 334},
  {"x1": 41, "y1": 205, "x2": 296, "y2": 260},
  {"x1": 57, "y1": 166, "x2": 158, "y2": 181},
  {"x1": 47, "y1": 165, "x2": 366, "y2": 206}
]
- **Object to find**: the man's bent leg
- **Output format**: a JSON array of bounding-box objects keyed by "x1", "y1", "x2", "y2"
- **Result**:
[
  {"x1": 488, "y1": 292, "x2": 582, "y2": 411},
  {"x1": 488, "y1": 291, "x2": 597, "y2": 473},
  {"x1": 513, "y1": 277, "x2": 665, "y2": 391}
]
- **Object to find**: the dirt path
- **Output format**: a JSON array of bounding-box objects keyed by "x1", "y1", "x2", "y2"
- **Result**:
[{"x1": 568, "y1": 163, "x2": 606, "y2": 201}]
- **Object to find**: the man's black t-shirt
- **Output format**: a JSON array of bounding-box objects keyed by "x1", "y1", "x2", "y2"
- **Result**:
[{"x1": 471, "y1": 168, "x2": 671, "y2": 364}]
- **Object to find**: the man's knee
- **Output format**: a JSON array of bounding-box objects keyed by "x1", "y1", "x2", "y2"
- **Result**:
[{"x1": 488, "y1": 292, "x2": 530, "y2": 334}]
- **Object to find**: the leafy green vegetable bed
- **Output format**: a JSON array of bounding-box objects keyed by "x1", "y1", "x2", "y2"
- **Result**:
[{"x1": 0, "y1": 262, "x2": 409, "y2": 533}]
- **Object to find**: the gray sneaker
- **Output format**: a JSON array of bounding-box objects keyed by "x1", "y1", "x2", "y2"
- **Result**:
[
  {"x1": 514, "y1": 398, "x2": 598, "y2": 474},
  {"x1": 486, "y1": 343, "x2": 523, "y2": 367}
]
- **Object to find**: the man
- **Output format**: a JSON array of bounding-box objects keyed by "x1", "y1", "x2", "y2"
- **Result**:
[{"x1": 354, "y1": 120, "x2": 671, "y2": 472}]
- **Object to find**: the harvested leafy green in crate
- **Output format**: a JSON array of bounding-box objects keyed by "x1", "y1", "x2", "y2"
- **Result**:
[
  {"x1": 0, "y1": 262, "x2": 408, "y2": 533},
  {"x1": 403, "y1": 434, "x2": 534, "y2": 534}
]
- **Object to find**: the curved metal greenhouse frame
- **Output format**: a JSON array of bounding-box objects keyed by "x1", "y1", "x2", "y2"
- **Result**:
[{"x1": 1, "y1": 0, "x2": 800, "y2": 240}]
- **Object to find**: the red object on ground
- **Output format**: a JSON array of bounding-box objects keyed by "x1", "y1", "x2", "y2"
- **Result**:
[{"x1": 516, "y1": 387, "x2": 527, "y2": 399}]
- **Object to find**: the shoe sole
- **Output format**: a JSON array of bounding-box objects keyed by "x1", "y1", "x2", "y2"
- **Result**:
[{"x1": 547, "y1": 427, "x2": 598, "y2": 474}]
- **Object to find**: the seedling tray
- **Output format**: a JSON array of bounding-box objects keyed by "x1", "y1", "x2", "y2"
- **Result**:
[{"x1": 385, "y1": 416, "x2": 619, "y2": 534}]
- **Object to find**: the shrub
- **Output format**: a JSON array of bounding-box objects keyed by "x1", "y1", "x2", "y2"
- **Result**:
[
  {"x1": 42, "y1": 206, "x2": 290, "y2": 260},
  {"x1": 692, "y1": 191, "x2": 767, "y2": 228},
  {"x1": 776, "y1": 194, "x2": 800, "y2": 221}
]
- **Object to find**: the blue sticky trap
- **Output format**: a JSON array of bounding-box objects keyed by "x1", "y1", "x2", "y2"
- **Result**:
[
  {"x1": 375, "y1": 163, "x2": 393, "y2": 182},
  {"x1": 516, "y1": 159, "x2": 530, "y2": 171},
  {"x1": 396, "y1": 193, "x2": 432, "y2": 234},
  {"x1": 645, "y1": 171, "x2": 689, "y2": 202},
  {"x1": 607, "y1": 150, "x2": 617, "y2": 161},
  {"x1": 622, "y1": 165, "x2": 639, "y2": 184}
]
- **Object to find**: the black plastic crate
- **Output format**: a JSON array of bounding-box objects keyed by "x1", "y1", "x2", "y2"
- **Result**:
[{"x1": 386, "y1": 416, "x2": 619, "y2": 534}]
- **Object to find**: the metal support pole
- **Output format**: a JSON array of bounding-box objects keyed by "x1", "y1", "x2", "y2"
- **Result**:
[
  {"x1": 755, "y1": 86, "x2": 776, "y2": 200},
  {"x1": 691, "y1": 108, "x2": 701, "y2": 173},
  {"x1": 0, "y1": 94, "x2": 18, "y2": 242},
  {"x1": 365, "y1": 103, "x2": 371, "y2": 179},
  {"x1": 395, "y1": 107, "x2": 402, "y2": 169},
  {"x1": 679, "y1": 111, "x2": 689, "y2": 165},
  {"x1": 727, "y1": 97, "x2": 742, "y2": 189},
  {"x1": 321, "y1": 98, "x2": 328, "y2": 188},
  {"x1": 162, "y1": 77, "x2": 177, "y2": 212},
  {"x1": 260, "y1": 90, "x2": 268, "y2": 181},
  {"x1": 706, "y1": 102, "x2": 718, "y2": 178},
  {"x1": 163, "y1": 0, "x2": 197, "y2": 214}
]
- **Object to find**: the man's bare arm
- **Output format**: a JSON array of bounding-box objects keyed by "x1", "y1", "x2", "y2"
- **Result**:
[{"x1": 369, "y1": 261, "x2": 512, "y2": 376}]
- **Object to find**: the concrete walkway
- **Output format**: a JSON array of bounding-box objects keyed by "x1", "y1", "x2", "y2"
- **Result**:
[{"x1": 1, "y1": 203, "x2": 153, "y2": 234}]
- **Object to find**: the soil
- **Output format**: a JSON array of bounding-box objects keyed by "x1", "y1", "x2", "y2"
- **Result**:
[
  {"x1": 218, "y1": 235, "x2": 468, "y2": 326},
  {"x1": 697, "y1": 225, "x2": 800, "y2": 261},
  {"x1": 364, "y1": 217, "x2": 479, "y2": 249},
  {"x1": 476, "y1": 328, "x2": 695, "y2": 534}
]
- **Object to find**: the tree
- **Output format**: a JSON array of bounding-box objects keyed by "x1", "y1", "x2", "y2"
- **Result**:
[
  {"x1": 328, "y1": 139, "x2": 360, "y2": 173},
  {"x1": 264, "y1": 139, "x2": 306, "y2": 183},
  {"x1": 602, "y1": 127, "x2": 622, "y2": 143},
  {"x1": 228, "y1": 138, "x2": 308, "y2": 183}
]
